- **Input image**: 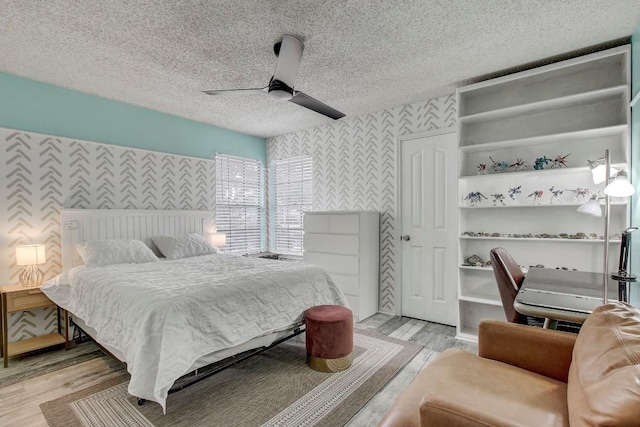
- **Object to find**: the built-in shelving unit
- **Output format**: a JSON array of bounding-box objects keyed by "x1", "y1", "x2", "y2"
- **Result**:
[{"x1": 455, "y1": 46, "x2": 631, "y2": 342}]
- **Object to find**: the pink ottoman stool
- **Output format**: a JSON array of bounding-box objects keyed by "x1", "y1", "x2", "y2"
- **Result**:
[{"x1": 304, "y1": 305, "x2": 353, "y2": 372}]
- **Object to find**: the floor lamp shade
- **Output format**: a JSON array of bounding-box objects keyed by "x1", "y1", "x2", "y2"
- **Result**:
[
  {"x1": 16, "y1": 244, "x2": 46, "y2": 287},
  {"x1": 604, "y1": 171, "x2": 635, "y2": 197},
  {"x1": 576, "y1": 196, "x2": 602, "y2": 217}
]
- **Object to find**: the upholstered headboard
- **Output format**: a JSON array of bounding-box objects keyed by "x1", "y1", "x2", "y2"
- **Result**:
[{"x1": 60, "y1": 209, "x2": 214, "y2": 270}]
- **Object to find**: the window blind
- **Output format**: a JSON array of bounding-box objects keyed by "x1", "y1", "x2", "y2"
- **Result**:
[
  {"x1": 216, "y1": 154, "x2": 265, "y2": 253},
  {"x1": 272, "y1": 156, "x2": 312, "y2": 255}
]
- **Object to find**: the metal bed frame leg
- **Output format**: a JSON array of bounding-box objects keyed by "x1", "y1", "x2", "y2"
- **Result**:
[{"x1": 134, "y1": 326, "x2": 304, "y2": 407}]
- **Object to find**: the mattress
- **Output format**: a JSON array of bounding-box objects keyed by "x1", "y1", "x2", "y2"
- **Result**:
[{"x1": 41, "y1": 254, "x2": 348, "y2": 412}]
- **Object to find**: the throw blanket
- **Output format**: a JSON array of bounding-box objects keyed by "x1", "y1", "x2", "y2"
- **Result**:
[{"x1": 42, "y1": 254, "x2": 347, "y2": 412}]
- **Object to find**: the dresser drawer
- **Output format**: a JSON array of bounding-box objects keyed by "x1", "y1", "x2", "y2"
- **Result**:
[
  {"x1": 303, "y1": 214, "x2": 330, "y2": 233},
  {"x1": 330, "y1": 273, "x2": 360, "y2": 296},
  {"x1": 304, "y1": 252, "x2": 360, "y2": 276},
  {"x1": 304, "y1": 233, "x2": 359, "y2": 255},
  {"x1": 329, "y1": 214, "x2": 359, "y2": 234},
  {"x1": 5, "y1": 289, "x2": 53, "y2": 312}
]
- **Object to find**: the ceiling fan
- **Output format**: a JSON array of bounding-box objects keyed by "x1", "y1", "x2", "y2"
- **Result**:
[{"x1": 203, "y1": 35, "x2": 345, "y2": 120}]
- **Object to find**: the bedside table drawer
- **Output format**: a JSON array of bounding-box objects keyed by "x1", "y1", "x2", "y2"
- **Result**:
[{"x1": 6, "y1": 289, "x2": 52, "y2": 312}]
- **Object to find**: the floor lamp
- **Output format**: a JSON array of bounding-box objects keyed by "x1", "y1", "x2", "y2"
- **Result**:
[{"x1": 578, "y1": 149, "x2": 636, "y2": 304}]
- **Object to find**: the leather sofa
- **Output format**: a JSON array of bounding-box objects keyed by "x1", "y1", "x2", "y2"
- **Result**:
[{"x1": 378, "y1": 302, "x2": 640, "y2": 426}]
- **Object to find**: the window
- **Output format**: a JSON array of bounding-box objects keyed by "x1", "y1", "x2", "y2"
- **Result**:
[
  {"x1": 272, "y1": 156, "x2": 312, "y2": 255},
  {"x1": 215, "y1": 154, "x2": 264, "y2": 253}
]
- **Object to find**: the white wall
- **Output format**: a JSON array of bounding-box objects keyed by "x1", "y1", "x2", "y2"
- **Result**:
[{"x1": 267, "y1": 94, "x2": 457, "y2": 314}]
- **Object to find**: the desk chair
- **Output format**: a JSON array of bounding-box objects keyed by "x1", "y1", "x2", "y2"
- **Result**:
[{"x1": 489, "y1": 247, "x2": 544, "y2": 326}]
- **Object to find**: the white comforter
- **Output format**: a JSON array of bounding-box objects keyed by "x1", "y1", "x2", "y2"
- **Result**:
[{"x1": 41, "y1": 254, "x2": 347, "y2": 412}]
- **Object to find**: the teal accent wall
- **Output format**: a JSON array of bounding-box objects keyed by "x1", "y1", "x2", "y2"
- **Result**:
[
  {"x1": 0, "y1": 72, "x2": 266, "y2": 163},
  {"x1": 631, "y1": 24, "x2": 640, "y2": 306}
]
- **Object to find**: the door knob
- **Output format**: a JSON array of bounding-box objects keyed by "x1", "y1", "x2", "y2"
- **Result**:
[{"x1": 401, "y1": 235, "x2": 411, "y2": 241}]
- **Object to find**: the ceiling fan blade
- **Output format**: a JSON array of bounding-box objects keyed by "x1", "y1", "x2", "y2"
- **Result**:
[
  {"x1": 203, "y1": 87, "x2": 267, "y2": 95},
  {"x1": 273, "y1": 35, "x2": 304, "y2": 88},
  {"x1": 290, "y1": 91, "x2": 345, "y2": 120}
]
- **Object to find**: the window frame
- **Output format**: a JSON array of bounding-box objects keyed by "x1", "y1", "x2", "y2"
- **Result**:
[
  {"x1": 270, "y1": 155, "x2": 313, "y2": 256},
  {"x1": 215, "y1": 153, "x2": 265, "y2": 254}
]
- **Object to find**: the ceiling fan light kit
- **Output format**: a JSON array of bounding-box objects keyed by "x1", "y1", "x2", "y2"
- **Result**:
[{"x1": 204, "y1": 35, "x2": 345, "y2": 120}]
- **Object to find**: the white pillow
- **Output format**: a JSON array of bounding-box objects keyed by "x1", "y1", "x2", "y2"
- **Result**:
[
  {"x1": 151, "y1": 233, "x2": 217, "y2": 260},
  {"x1": 77, "y1": 239, "x2": 159, "y2": 267}
]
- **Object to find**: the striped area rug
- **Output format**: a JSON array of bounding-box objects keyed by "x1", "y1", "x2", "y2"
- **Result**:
[{"x1": 40, "y1": 330, "x2": 422, "y2": 427}]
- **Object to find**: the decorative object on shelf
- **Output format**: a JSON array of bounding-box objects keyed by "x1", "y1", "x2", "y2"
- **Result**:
[
  {"x1": 533, "y1": 156, "x2": 551, "y2": 170},
  {"x1": 490, "y1": 193, "x2": 506, "y2": 206},
  {"x1": 462, "y1": 255, "x2": 485, "y2": 267},
  {"x1": 577, "y1": 149, "x2": 636, "y2": 304},
  {"x1": 462, "y1": 230, "x2": 604, "y2": 240},
  {"x1": 551, "y1": 153, "x2": 571, "y2": 168},
  {"x1": 507, "y1": 185, "x2": 522, "y2": 203},
  {"x1": 489, "y1": 157, "x2": 509, "y2": 173},
  {"x1": 509, "y1": 157, "x2": 528, "y2": 171},
  {"x1": 464, "y1": 191, "x2": 487, "y2": 207},
  {"x1": 549, "y1": 186, "x2": 564, "y2": 204},
  {"x1": 527, "y1": 190, "x2": 544, "y2": 205},
  {"x1": 16, "y1": 244, "x2": 46, "y2": 287},
  {"x1": 476, "y1": 163, "x2": 487, "y2": 175},
  {"x1": 568, "y1": 187, "x2": 591, "y2": 202}
]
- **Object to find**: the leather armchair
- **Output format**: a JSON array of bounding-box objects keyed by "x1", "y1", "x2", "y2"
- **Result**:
[{"x1": 378, "y1": 302, "x2": 640, "y2": 427}]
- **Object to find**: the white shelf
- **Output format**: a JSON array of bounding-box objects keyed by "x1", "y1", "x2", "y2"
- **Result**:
[
  {"x1": 459, "y1": 294, "x2": 502, "y2": 306},
  {"x1": 459, "y1": 201, "x2": 628, "y2": 209},
  {"x1": 459, "y1": 162, "x2": 627, "y2": 181},
  {"x1": 459, "y1": 265, "x2": 493, "y2": 271},
  {"x1": 459, "y1": 125, "x2": 627, "y2": 152},
  {"x1": 455, "y1": 45, "x2": 630, "y2": 343},
  {"x1": 459, "y1": 86, "x2": 626, "y2": 124},
  {"x1": 460, "y1": 236, "x2": 621, "y2": 243}
]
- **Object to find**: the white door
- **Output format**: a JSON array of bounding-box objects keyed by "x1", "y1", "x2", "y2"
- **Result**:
[{"x1": 400, "y1": 130, "x2": 458, "y2": 325}]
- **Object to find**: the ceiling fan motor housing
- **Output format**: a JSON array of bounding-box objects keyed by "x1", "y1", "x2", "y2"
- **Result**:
[{"x1": 268, "y1": 79, "x2": 294, "y2": 100}]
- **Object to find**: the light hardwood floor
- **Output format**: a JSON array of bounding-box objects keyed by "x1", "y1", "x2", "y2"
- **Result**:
[{"x1": 0, "y1": 314, "x2": 476, "y2": 427}]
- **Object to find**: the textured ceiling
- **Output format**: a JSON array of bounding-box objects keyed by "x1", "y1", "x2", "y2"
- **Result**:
[{"x1": 2, "y1": 1, "x2": 640, "y2": 138}]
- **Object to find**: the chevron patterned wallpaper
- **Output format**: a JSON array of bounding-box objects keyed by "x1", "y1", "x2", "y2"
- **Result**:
[
  {"x1": 267, "y1": 95, "x2": 457, "y2": 314},
  {"x1": 0, "y1": 128, "x2": 216, "y2": 342}
]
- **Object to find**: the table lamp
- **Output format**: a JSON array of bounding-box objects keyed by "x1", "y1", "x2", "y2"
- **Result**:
[
  {"x1": 209, "y1": 232, "x2": 227, "y2": 249},
  {"x1": 579, "y1": 149, "x2": 636, "y2": 303},
  {"x1": 16, "y1": 244, "x2": 46, "y2": 287}
]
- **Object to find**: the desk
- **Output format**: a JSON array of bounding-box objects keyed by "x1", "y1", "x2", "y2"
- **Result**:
[{"x1": 514, "y1": 268, "x2": 618, "y2": 324}]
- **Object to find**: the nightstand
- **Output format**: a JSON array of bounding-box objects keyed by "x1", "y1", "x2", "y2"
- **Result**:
[
  {"x1": 0, "y1": 284, "x2": 69, "y2": 368},
  {"x1": 245, "y1": 251, "x2": 282, "y2": 260}
]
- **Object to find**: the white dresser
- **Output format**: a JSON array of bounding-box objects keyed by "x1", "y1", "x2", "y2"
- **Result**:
[{"x1": 303, "y1": 211, "x2": 380, "y2": 322}]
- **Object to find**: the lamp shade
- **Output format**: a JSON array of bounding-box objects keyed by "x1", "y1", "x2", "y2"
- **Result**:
[
  {"x1": 209, "y1": 232, "x2": 227, "y2": 248},
  {"x1": 577, "y1": 198, "x2": 603, "y2": 217},
  {"x1": 604, "y1": 171, "x2": 635, "y2": 197},
  {"x1": 590, "y1": 164, "x2": 619, "y2": 185},
  {"x1": 16, "y1": 244, "x2": 46, "y2": 266}
]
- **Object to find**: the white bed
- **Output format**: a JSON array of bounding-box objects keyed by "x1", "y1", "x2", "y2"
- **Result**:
[{"x1": 41, "y1": 209, "x2": 348, "y2": 412}]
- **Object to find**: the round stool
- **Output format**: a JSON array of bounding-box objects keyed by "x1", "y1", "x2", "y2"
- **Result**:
[{"x1": 304, "y1": 305, "x2": 353, "y2": 372}]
